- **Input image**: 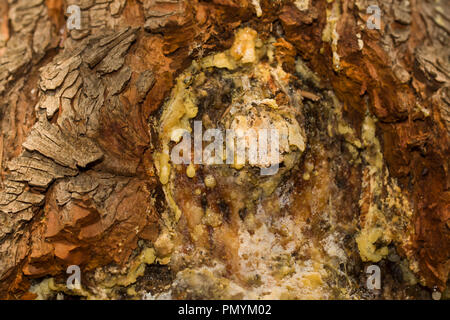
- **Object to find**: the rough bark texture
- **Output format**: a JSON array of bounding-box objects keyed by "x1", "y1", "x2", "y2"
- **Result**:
[{"x1": 0, "y1": 0, "x2": 448, "y2": 299}]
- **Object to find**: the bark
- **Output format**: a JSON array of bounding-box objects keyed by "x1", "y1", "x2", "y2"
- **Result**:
[{"x1": 0, "y1": 0, "x2": 448, "y2": 299}]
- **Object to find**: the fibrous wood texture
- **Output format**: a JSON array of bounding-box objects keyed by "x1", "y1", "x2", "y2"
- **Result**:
[{"x1": 0, "y1": 0, "x2": 448, "y2": 300}]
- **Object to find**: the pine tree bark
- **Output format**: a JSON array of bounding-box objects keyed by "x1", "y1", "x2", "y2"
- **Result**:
[{"x1": 0, "y1": 0, "x2": 448, "y2": 299}]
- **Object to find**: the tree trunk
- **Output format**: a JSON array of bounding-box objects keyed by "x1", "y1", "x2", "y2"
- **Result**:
[{"x1": 0, "y1": 0, "x2": 448, "y2": 300}]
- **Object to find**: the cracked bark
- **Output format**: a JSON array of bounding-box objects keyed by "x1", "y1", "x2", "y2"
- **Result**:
[{"x1": 0, "y1": 0, "x2": 448, "y2": 299}]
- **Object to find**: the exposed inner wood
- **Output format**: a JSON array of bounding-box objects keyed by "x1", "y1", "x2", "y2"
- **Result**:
[{"x1": 0, "y1": 0, "x2": 448, "y2": 300}]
